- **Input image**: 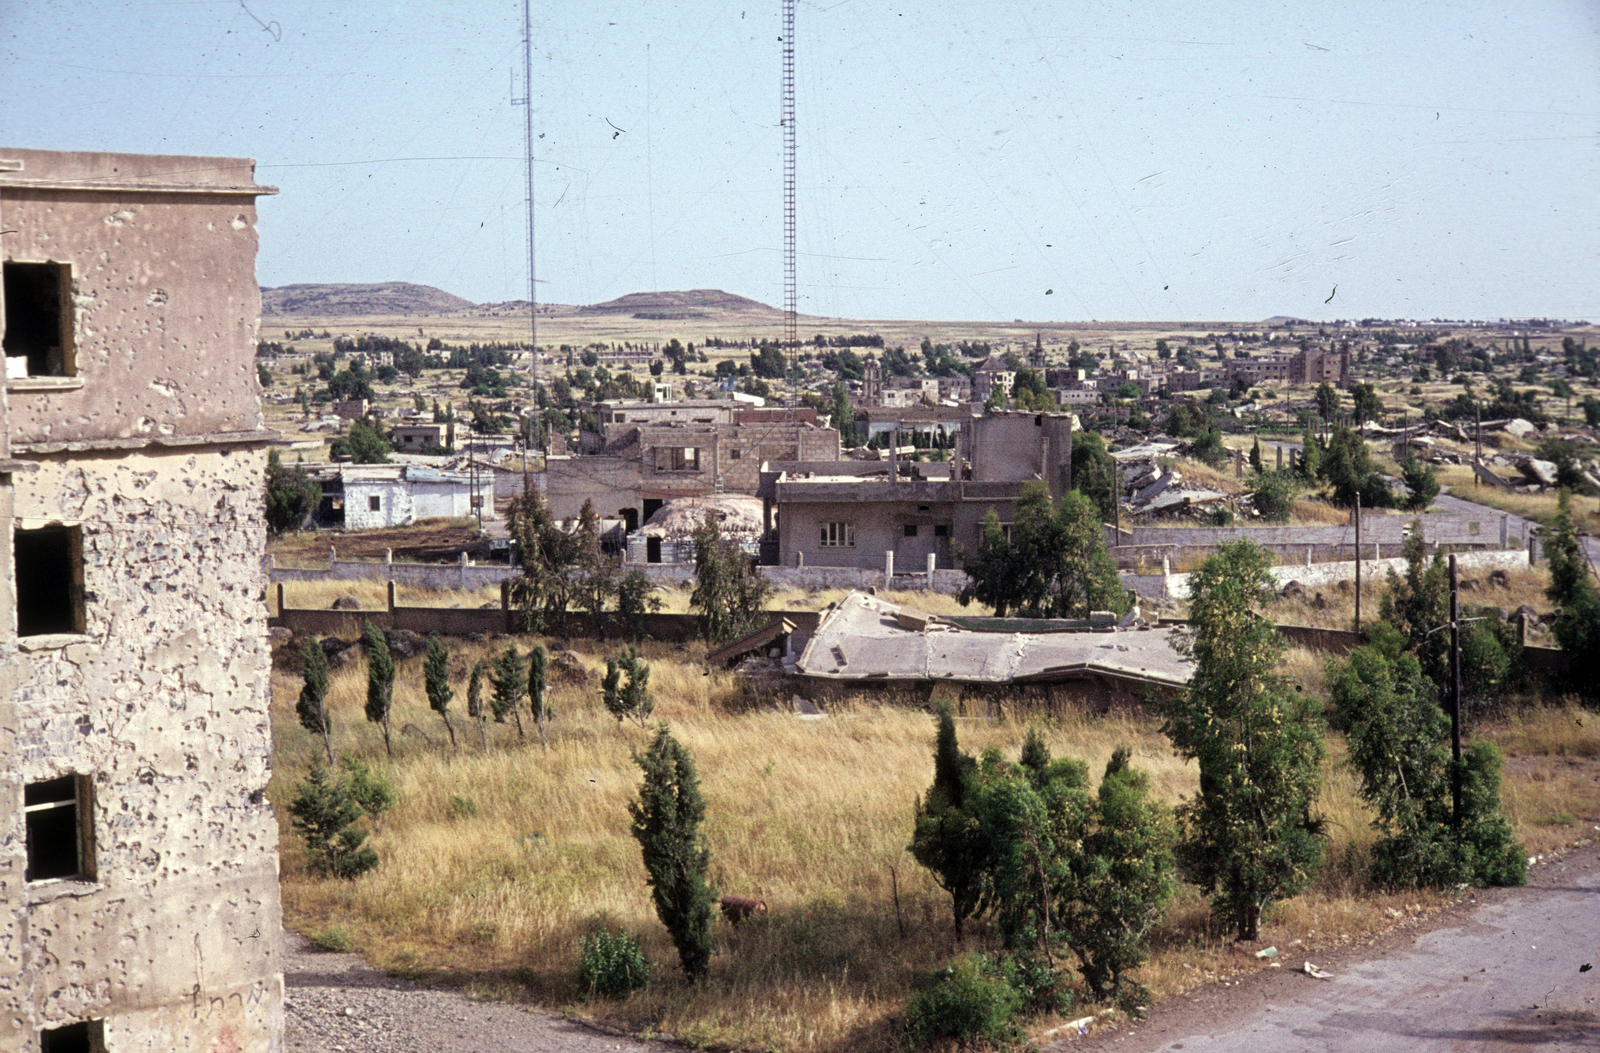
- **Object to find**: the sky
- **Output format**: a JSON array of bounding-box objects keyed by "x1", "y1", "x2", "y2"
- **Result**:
[{"x1": 2, "y1": 0, "x2": 1597, "y2": 324}]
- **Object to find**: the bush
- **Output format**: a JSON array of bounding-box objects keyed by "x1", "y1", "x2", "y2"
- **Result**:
[
  {"x1": 578, "y1": 928, "x2": 653, "y2": 999},
  {"x1": 287, "y1": 765, "x2": 378, "y2": 880},
  {"x1": 1248, "y1": 470, "x2": 1300, "y2": 524},
  {"x1": 310, "y1": 926, "x2": 352, "y2": 952},
  {"x1": 905, "y1": 953, "x2": 1024, "y2": 1048},
  {"x1": 339, "y1": 755, "x2": 397, "y2": 829}
]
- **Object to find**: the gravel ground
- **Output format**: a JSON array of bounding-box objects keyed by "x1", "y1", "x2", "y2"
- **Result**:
[{"x1": 284, "y1": 932, "x2": 675, "y2": 1053}]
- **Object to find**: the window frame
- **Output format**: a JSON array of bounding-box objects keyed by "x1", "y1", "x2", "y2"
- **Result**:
[
  {"x1": 819, "y1": 521, "x2": 856, "y2": 548},
  {"x1": 24, "y1": 774, "x2": 94, "y2": 884},
  {"x1": 14, "y1": 524, "x2": 86, "y2": 638}
]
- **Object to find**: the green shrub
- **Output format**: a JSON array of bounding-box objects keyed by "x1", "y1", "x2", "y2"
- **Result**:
[
  {"x1": 578, "y1": 928, "x2": 653, "y2": 999},
  {"x1": 340, "y1": 755, "x2": 397, "y2": 828},
  {"x1": 904, "y1": 953, "x2": 1023, "y2": 1048},
  {"x1": 447, "y1": 795, "x2": 479, "y2": 820},
  {"x1": 310, "y1": 926, "x2": 352, "y2": 952},
  {"x1": 287, "y1": 766, "x2": 378, "y2": 880}
]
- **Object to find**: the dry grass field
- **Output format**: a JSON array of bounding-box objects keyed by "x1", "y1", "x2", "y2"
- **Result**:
[{"x1": 269, "y1": 603, "x2": 1600, "y2": 1053}]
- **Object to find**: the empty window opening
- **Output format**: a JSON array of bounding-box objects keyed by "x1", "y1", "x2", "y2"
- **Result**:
[
  {"x1": 934, "y1": 524, "x2": 950, "y2": 538},
  {"x1": 40, "y1": 1019, "x2": 104, "y2": 1053},
  {"x1": 3, "y1": 262, "x2": 74, "y2": 378},
  {"x1": 655, "y1": 447, "x2": 700, "y2": 472},
  {"x1": 15, "y1": 525, "x2": 84, "y2": 637},
  {"x1": 368, "y1": 496, "x2": 382, "y2": 512},
  {"x1": 729, "y1": 449, "x2": 742, "y2": 460},
  {"x1": 903, "y1": 524, "x2": 918, "y2": 537},
  {"x1": 1468, "y1": 521, "x2": 1480, "y2": 536},
  {"x1": 819, "y1": 522, "x2": 855, "y2": 548},
  {"x1": 25, "y1": 775, "x2": 92, "y2": 883}
]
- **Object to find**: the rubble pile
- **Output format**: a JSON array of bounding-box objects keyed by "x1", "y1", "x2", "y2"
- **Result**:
[{"x1": 1110, "y1": 439, "x2": 1235, "y2": 519}]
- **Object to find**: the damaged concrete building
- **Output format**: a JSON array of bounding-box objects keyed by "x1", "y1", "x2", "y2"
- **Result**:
[
  {"x1": 548, "y1": 401, "x2": 838, "y2": 526},
  {"x1": 760, "y1": 411, "x2": 1074, "y2": 572},
  {"x1": 0, "y1": 149, "x2": 282, "y2": 1051},
  {"x1": 793, "y1": 591, "x2": 1192, "y2": 709}
]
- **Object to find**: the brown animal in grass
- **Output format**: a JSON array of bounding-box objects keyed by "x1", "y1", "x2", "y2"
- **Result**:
[{"x1": 719, "y1": 896, "x2": 768, "y2": 925}]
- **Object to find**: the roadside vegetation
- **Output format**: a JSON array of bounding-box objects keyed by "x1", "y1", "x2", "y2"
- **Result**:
[{"x1": 270, "y1": 570, "x2": 1600, "y2": 1053}]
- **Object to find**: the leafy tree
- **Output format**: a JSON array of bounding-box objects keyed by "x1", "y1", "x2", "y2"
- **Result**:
[
  {"x1": 423, "y1": 636, "x2": 457, "y2": 750},
  {"x1": 508, "y1": 482, "x2": 584, "y2": 632},
  {"x1": 1349, "y1": 381, "x2": 1384, "y2": 425},
  {"x1": 1315, "y1": 381, "x2": 1338, "y2": 420},
  {"x1": 601, "y1": 645, "x2": 653, "y2": 727},
  {"x1": 288, "y1": 765, "x2": 378, "y2": 879},
  {"x1": 616, "y1": 569, "x2": 663, "y2": 642},
  {"x1": 1069, "y1": 429, "x2": 1117, "y2": 523},
  {"x1": 750, "y1": 343, "x2": 787, "y2": 379},
  {"x1": 257, "y1": 362, "x2": 274, "y2": 389},
  {"x1": 1400, "y1": 454, "x2": 1440, "y2": 511},
  {"x1": 1330, "y1": 624, "x2": 1525, "y2": 889},
  {"x1": 1248, "y1": 470, "x2": 1300, "y2": 524},
  {"x1": 958, "y1": 484, "x2": 1130, "y2": 619},
  {"x1": 908, "y1": 704, "x2": 991, "y2": 939},
  {"x1": 1379, "y1": 527, "x2": 1451, "y2": 688},
  {"x1": 325, "y1": 364, "x2": 375, "y2": 402},
  {"x1": 1322, "y1": 426, "x2": 1392, "y2": 509},
  {"x1": 1162, "y1": 541, "x2": 1325, "y2": 940},
  {"x1": 466, "y1": 659, "x2": 488, "y2": 751},
  {"x1": 1546, "y1": 490, "x2": 1600, "y2": 696},
  {"x1": 1187, "y1": 422, "x2": 1226, "y2": 468},
  {"x1": 689, "y1": 512, "x2": 773, "y2": 643},
  {"x1": 489, "y1": 643, "x2": 528, "y2": 738},
  {"x1": 266, "y1": 450, "x2": 322, "y2": 535},
  {"x1": 362, "y1": 623, "x2": 396, "y2": 758},
  {"x1": 528, "y1": 645, "x2": 550, "y2": 748},
  {"x1": 629, "y1": 724, "x2": 717, "y2": 981},
  {"x1": 333, "y1": 420, "x2": 391, "y2": 464},
  {"x1": 297, "y1": 639, "x2": 334, "y2": 764}
]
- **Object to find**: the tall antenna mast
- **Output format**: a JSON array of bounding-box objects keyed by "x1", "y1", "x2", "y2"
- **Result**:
[
  {"x1": 781, "y1": 0, "x2": 797, "y2": 376},
  {"x1": 516, "y1": 0, "x2": 541, "y2": 453}
]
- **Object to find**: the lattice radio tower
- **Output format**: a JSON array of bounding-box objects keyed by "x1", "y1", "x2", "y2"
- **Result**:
[{"x1": 781, "y1": 0, "x2": 797, "y2": 378}]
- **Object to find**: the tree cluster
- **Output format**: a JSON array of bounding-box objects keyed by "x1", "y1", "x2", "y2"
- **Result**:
[{"x1": 909, "y1": 707, "x2": 1176, "y2": 1007}]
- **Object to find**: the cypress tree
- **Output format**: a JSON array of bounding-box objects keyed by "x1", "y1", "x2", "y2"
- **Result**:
[
  {"x1": 466, "y1": 659, "x2": 487, "y2": 751},
  {"x1": 288, "y1": 765, "x2": 378, "y2": 879},
  {"x1": 629, "y1": 724, "x2": 717, "y2": 980},
  {"x1": 297, "y1": 639, "x2": 334, "y2": 764},
  {"x1": 362, "y1": 623, "x2": 396, "y2": 759},
  {"x1": 909, "y1": 703, "x2": 990, "y2": 939},
  {"x1": 528, "y1": 644, "x2": 550, "y2": 749},
  {"x1": 489, "y1": 644, "x2": 527, "y2": 738},
  {"x1": 601, "y1": 646, "x2": 653, "y2": 727},
  {"x1": 423, "y1": 635, "x2": 457, "y2": 750}
]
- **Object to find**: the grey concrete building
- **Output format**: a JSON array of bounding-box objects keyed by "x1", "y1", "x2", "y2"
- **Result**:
[
  {"x1": 0, "y1": 149, "x2": 282, "y2": 1051},
  {"x1": 762, "y1": 411, "x2": 1074, "y2": 572}
]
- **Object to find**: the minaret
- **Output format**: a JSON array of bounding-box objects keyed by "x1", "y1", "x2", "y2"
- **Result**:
[{"x1": 1030, "y1": 331, "x2": 1046, "y2": 370}]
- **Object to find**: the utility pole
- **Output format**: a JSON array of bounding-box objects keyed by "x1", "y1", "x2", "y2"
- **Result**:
[
  {"x1": 1353, "y1": 491, "x2": 1361, "y2": 631},
  {"x1": 1448, "y1": 553, "x2": 1463, "y2": 828}
]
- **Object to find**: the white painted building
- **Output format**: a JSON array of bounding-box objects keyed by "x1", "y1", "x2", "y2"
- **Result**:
[{"x1": 340, "y1": 465, "x2": 485, "y2": 528}]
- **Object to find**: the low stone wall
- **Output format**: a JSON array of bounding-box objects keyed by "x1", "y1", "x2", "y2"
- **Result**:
[
  {"x1": 270, "y1": 554, "x2": 515, "y2": 591},
  {"x1": 1161, "y1": 548, "x2": 1530, "y2": 601}
]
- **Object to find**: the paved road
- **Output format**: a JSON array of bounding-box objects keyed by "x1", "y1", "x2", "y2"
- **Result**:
[{"x1": 1064, "y1": 847, "x2": 1600, "y2": 1053}]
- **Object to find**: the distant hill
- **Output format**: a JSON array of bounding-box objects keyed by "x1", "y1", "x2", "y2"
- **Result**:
[
  {"x1": 580, "y1": 289, "x2": 777, "y2": 318},
  {"x1": 261, "y1": 282, "x2": 475, "y2": 316}
]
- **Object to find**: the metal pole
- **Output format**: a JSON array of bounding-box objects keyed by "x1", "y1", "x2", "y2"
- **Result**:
[{"x1": 1449, "y1": 553, "x2": 1463, "y2": 828}]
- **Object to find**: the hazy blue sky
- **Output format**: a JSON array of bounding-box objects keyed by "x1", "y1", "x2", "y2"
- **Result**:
[{"x1": 3, "y1": 1, "x2": 1596, "y2": 323}]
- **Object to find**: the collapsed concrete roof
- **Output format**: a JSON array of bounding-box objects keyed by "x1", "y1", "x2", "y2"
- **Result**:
[{"x1": 795, "y1": 591, "x2": 1193, "y2": 690}]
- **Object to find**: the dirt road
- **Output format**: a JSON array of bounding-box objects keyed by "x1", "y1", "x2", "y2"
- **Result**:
[
  {"x1": 284, "y1": 931, "x2": 674, "y2": 1053},
  {"x1": 1065, "y1": 845, "x2": 1600, "y2": 1052}
]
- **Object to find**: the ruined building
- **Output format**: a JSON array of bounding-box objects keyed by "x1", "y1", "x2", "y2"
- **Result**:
[{"x1": 0, "y1": 149, "x2": 282, "y2": 1051}]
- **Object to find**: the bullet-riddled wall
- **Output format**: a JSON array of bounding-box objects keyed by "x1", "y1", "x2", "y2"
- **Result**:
[{"x1": 0, "y1": 149, "x2": 281, "y2": 1052}]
